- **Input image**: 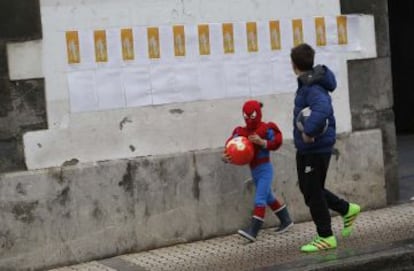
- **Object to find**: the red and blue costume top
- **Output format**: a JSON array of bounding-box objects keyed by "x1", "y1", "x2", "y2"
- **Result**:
[{"x1": 226, "y1": 100, "x2": 283, "y2": 169}]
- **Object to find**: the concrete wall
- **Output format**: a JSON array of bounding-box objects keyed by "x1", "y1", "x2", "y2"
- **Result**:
[
  {"x1": 0, "y1": 130, "x2": 385, "y2": 271},
  {"x1": 340, "y1": 0, "x2": 399, "y2": 203}
]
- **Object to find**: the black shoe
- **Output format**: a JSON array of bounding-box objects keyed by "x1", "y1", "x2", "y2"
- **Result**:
[
  {"x1": 275, "y1": 221, "x2": 294, "y2": 233},
  {"x1": 274, "y1": 206, "x2": 294, "y2": 234},
  {"x1": 237, "y1": 217, "x2": 263, "y2": 242}
]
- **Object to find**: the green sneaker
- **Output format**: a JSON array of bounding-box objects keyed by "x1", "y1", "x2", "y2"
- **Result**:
[
  {"x1": 300, "y1": 235, "x2": 337, "y2": 252},
  {"x1": 342, "y1": 203, "x2": 361, "y2": 237}
]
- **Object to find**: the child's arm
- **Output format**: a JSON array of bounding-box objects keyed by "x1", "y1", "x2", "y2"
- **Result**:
[
  {"x1": 223, "y1": 126, "x2": 246, "y2": 163},
  {"x1": 264, "y1": 122, "x2": 283, "y2": 151}
]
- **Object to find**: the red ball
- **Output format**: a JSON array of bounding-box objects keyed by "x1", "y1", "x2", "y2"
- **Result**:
[{"x1": 225, "y1": 136, "x2": 254, "y2": 165}]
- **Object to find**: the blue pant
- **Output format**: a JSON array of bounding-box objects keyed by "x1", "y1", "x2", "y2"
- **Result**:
[{"x1": 251, "y1": 162, "x2": 277, "y2": 207}]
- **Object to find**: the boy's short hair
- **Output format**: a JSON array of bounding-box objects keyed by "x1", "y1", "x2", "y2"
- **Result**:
[{"x1": 290, "y1": 43, "x2": 315, "y2": 71}]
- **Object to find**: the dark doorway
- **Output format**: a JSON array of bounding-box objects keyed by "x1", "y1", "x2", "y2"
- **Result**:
[
  {"x1": 388, "y1": 1, "x2": 414, "y2": 134},
  {"x1": 388, "y1": 1, "x2": 414, "y2": 202}
]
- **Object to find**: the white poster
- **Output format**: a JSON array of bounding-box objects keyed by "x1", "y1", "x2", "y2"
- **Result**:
[
  {"x1": 133, "y1": 26, "x2": 150, "y2": 65},
  {"x1": 95, "y1": 69, "x2": 126, "y2": 110},
  {"x1": 159, "y1": 25, "x2": 174, "y2": 62},
  {"x1": 271, "y1": 56, "x2": 297, "y2": 93},
  {"x1": 122, "y1": 67, "x2": 152, "y2": 107},
  {"x1": 64, "y1": 16, "x2": 365, "y2": 111},
  {"x1": 249, "y1": 60, "x2": 274, "y2": 96},
  {"x1": 198, "y1": 61, "x2": 226, "y2": 100},
  {"x1": 174, "y1": 62, "x2": 201, "y2": 102},
  {"x1": 105, "y1": 28, "x2": 123, "y2": 67},
  {"x1": 150, "y1": 64, "x2": 177, "y2": 105},
  {"x1": 67, "y1": 70, "x2": 98, "y2": 112},
  {"x1": 223, "y1": 60, "x2": 250, "y2": 98}
]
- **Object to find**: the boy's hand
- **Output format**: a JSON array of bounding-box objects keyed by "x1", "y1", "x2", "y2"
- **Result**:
[
  {"x1": 248, "y1": 134, "x2": 266, "y2": 148},
  {"x1": 301, "y1": 132, "x2": 315, "y2": 143},
  {"x1": 222, "y1": 151, "x2": 232, "y2": 163}
]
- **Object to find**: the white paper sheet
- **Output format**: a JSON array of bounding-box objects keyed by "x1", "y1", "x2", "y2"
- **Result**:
[
  {"x1": 67, "y1": 70, "x2": 98, "y2": 112},
  {"x1": 122, "y1": 66, "x2": 152, "y2": 107},
  {"x1": 257, "y1": 21, "x2": 271, "y2": 56},
  {"x1": 302, "y1": 17, "x2": 316, "y2": 48},
  {"x1": 198, "y1": 61, "x2": 226, "y2": 100},
  {"x1": 223, "y1": 60, "x2": 250, "y2": 98},
  {"x1": 133, "y1": 26, "x2": 151, "y2": 65},
  {"x1": 150, "y1": 64, "x2": 177, "y2": 105},
  {"x1": 159, "y1": 25, "x2": 174, "y2": 62},
  {"x1": 95, "y1": 69, "x2": 126, "y2": 110},
  {"x1": 271, "y1": 56, "x2": 297, "y2": 93},
  {"x1": 209, "y1": 23, "x2": 223, "y2": 59},
  {"x1": 64, "y1": 16, "x2": 364, "y2": 112},
  {"x1": 105, "y1": 28, "x2": 123, "y2": 67},
  {"x1": 346, "y1": 15, "x2": 361, "y2": 51},
  {"x1": 184, "y1": 25, "x2": 198, "y2": 60},
  {"x1": 233, "y1": 22, "x2": 248, "y2": 57},
  {"x1": 174, "y1": 62, "x2": 201, "y2": 102},
  {"x1": 280, "y1": 19, "x2": 293, "y2": 51},
  {"x1": 249, "y1": 60, "x2": 274, "y2": 96}
]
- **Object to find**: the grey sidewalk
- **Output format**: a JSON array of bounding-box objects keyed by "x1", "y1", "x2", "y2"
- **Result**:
[{"x1": 49, "y1": 202, "x2": 414, "y2": 271}]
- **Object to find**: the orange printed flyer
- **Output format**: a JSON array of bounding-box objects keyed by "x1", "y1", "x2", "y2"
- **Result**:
[
  {"x1": 65, "y1": 31, "x2": 80, "y2": 64},
  {"x1": 94, "y1": 30, "x2": 108, "y2": 62},
  {"x1": 246, "y1": 22, "x2": 258, "y2": 52},
  {"x1": 147, "y1": 27, "x2": 160, "y2": 59},
  {"x1": 269, "y1": 20, "x2": 281, "y2": 50},
  {"x1": 121, "y1": 28, "x2": 135, "y2": 61},
  {"x1": 292, "y1": 19, "x2": 303, "y2": 46},
  {"x1": 315, "y1": 17, "x2": 327, "y2": 46},
  {"x1": 337, "y1": 15, "x2": 348, "y2": 45},
  {"x1": 222, "y1": 23, "x2": 235, "y2": 54},
  {"x1": 198, "y1": 24, "x2": 210, "y2": 55},
  {"x1": 173, "y1": 25, "x2": 186, "y2": 57}
]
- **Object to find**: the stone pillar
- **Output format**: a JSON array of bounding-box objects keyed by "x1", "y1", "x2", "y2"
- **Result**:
[
  {"x1": 340, "y1": 0, "x2": 399, "y2": 203},
  {"x1": 0, "y1": 0, "x2": 46, "y2": 173}
]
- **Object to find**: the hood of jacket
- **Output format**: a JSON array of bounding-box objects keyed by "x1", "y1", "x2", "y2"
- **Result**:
[{"x1": 298, "y1": 65, "x2": 337, "y2": 92}]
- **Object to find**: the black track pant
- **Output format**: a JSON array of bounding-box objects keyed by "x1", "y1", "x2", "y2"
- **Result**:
[{"x1": 296, "y1": 152, "x2": 349, "y2": 237}]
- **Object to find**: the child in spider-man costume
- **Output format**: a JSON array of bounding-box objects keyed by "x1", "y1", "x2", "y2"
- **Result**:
[{"x1": 223, "y1": 100, "x2": 294, "y2": 242}]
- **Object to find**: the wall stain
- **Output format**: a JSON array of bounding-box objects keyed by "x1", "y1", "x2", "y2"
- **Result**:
[
  {"x1": 15, "y1": 183, "x2": 26, "y2": 195},
  {"x1": 119, "y1": 161, "x2": 136, "y2": 196},
  {"x1": 0, "y1": 230, "x2": 14, "y2": 250},
  {"x1": 144, "y1": 204, "x2": 150, "y2": 218},
  {"x1": 129, "y1": 145, "x2": 136, "y2": 152},
  {"x1": 92, "y1": 201, "x2": 103, "y2": 221},
  {"x1": 48, "y1": 168, "x2": 65, "y2": 185},
  {"x1": 169, "y1": 108, "x2": 184, "y2": 114},
  {"x1": 63, "y1": 211, "x2": 71, "y2": 219},
  {"x1": 119, "y1": 117, "x2": 132, "y2": 130},
  {"x1": 141, "y1": 159, "x2": 150, "y2": 168},
  {"x1": 192, "y1": 154, "x2": 201, "y2": 200},
  {"x1": 12, "y1": 201, "x2": 39, "y2": 224},
  {"x1": 61, "y1": 158, "x2": 79, "y2": 167},
  {"x1": 57, "y1": 186, "x2": 70, "y2": 206}
]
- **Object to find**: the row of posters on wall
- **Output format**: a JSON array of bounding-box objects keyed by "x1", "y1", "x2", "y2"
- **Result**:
[{"x1": 65, "y1": 16, "x2": 357, "y2": 112}]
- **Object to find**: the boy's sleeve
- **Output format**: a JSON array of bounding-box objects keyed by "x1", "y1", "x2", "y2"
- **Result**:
[
  {"x1": 264, "y1": 122, "x2": 283, "y2": 150},
  {"x1": 304, "y1": 86, "x2": 332, "y2": 137}
]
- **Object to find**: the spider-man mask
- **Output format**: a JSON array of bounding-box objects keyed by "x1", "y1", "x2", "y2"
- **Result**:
[{"x1": 242, "y1": 100, "x2": 262, "y2": 130}]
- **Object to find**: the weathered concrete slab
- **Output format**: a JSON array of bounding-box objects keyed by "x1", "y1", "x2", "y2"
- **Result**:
[{"x1": 0, "y1": 130, "x2": 385, "y2": 270}]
